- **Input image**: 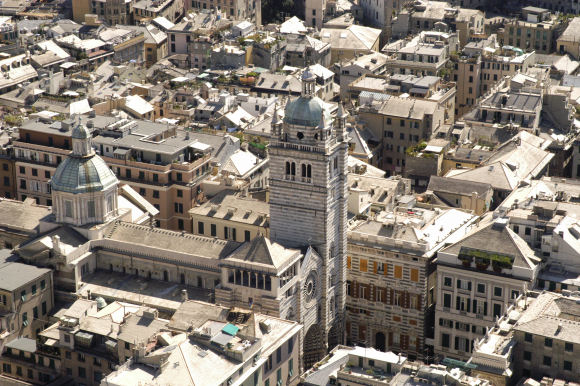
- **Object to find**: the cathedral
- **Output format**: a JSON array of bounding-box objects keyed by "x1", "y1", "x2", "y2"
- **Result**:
[{"x1": 13, "y1": 71, "x2": 349, "y2": 371}]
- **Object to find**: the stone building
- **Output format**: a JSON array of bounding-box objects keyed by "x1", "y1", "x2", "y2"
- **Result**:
[
  {"x1": 346, "y1": 205, "x2": 476, "y2": 360},
  {"x1": 434, "y1": 216, "x2": 541, "y2": 362},
  {"x1": 0, "y1": 250, "x2": 54, "y2": 359}
]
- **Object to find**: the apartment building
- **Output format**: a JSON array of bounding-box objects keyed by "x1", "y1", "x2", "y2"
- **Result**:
[
  {"x1": 305, "y1": 0, "x2": 326, "y2": 29},
  {"x1": 434, "y1": 217, "x2": 541, "y2": 362},
  {"x1": 190, "y1": 190, "x2": 269, "y2": 241},
  {"x1": 105, "y1": 301, "x2": 302, "y2": 386},
  {"x1": 34, "y1": 298, "x2": 167, "y2": 386},
  {"x1": 319, "y1": 25, "x2": 382, "y2": 64},
  {"x1": 358, "y1": 96, "x2": 445, "y2": 176},
  {"x1": 335, "y1": 52, "x2": 389, "y2": 99},
  {"x1": 14, "y1": 115, "x2": 239, "y2": 232},
  {"x1": 133, "y1": 0, "x2": 184, "y2": 23},
  {"x1": 470, "y1": 292, "x2": 580, "y2": 384},
  {"x1": 284, "y1": 34, "x2": 331, "y2": 68},
  {"x1": 0, "y1": 253, "x2": 54, "y2": 348},
  {"x1": 451, "y1": 42, "x2": 536, "y2": 118},
  {"x1": 346, "y1": 204, "x2": 476, "y2": 360},
  {"x1": 92, "y1": 121, "x2": 217, "y2": 232},
  {"x1": 167, "y1": 11, "x2": 232, "y2": 69},
  {"x1": 90, "y1": 0, "x2": 134, "y2": 25},
  {"x1": 0, "y1": 199, "x2": 51, "y2": 250},
  {"x1": 557, "y1": 17, "x2": 580, "y2": 59},
  {"x1": 190, "y1": 0, "x2": 260, "y2": 22},
  {"x1": 0, "y1": 337, "x2": 60, "y2": 384},
  {"x1": 499, "y1": 7, "x2": 565, "y2": 54},
  {"x1": 0, "y1": 138, "x2": 15, "y2": 200}
]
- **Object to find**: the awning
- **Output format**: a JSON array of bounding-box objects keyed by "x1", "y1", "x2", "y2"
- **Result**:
[
  {"x1": 190, "y1": 142, "x2": 211, "y2": 151},
  {"x1": 44, "y1": 338, "x2": 58, "y2": 346},
  {"x1": 424, "y1": 145, "x2": 443, "y2": 153}
]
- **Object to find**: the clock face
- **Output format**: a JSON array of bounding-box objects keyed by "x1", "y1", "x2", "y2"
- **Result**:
[{"x1": 303, "y1": 271, "x2": 318, "y2": 307}]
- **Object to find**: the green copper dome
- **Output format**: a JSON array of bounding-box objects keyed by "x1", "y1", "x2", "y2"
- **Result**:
[
  {"x1": 72, "y1": 122, "x2": 91, "y2": 139},
  {"x1": 284, "y1": 96, "x2": 332, "y2": 127},
  {"x1": 51, "y1": 154, "x2": 118, "y2": 194}
]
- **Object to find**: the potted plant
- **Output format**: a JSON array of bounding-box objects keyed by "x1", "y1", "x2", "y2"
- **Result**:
[
  {"x1": 492, "y1": 260, "x2": 502, "y2": 273},
  {"x1": 475, "y1": 257, "x2": 490, "y2": 271},
  {"x1": 459, "y1": 255, "x2": 473, "y2": 267}
]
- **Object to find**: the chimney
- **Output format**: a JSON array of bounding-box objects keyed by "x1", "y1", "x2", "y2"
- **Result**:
[{"x1": 181, "y1": 289, "x2": 188, "y2": 302}]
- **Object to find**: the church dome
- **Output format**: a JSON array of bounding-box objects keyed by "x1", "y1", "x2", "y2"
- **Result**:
[
  {"x1": 284, "y1": 96, "x2": 332, "y2": 127},
  {"x1": 51, "y1": 119, "x2": 118, "y2": 195},
  {"x1": 51, "y1": 155, "x2": 118, "y2": 194}
]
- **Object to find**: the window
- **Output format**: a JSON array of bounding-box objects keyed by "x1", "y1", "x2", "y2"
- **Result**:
[
  {"x1": 564, "y1": 361, "x2": 572, "y2": 371},
  {"x1": 78, "y1": 366, "x2": 86, "y2": 378},
  {"x1": 153, "y1": 190, "x2": 159, "y2": 199},
  {"x1": 33, "y1": 306, "x2": 38, "y2": 319},
  {"x1": 410, "y1": 269, "x2": 419, "y2": 282},
  {"x1": 494, "y1": 287, "x2": 502, "y2": 297},
  {"x1": 153, "y1": 174, "x2": 158, "y2": 182},
  {"x1": 78, "y1": 353, "x2": 85, "y2": 362},
  {"x1": 177, "y1": 190, "x2": 183, "y2": 197},
  {"x1": 32, "y1": 284, "x2": 36, "y2": 295},
  {"x1": 3, "y1": 176, "x2": 9, "y2": 186},
  {"x1": 477, "y1": 283, "x2": 485, "y2": 293},
  {"x1": 139, "y1": 171, "x2": 145, "y2": 180},
  {"x1": 32, "y1": 168, "x2": 38, "y2": 176},
  {"x1": 45, "y1": 171, "x2": 50, "y2": 179},
  {"x1": 211, "y1": 224, "x2": 216, "y2": 237},
  {"x1": 394, "y1": 265, "x2": 402, "y2": 279},
  {"x1": 178, "y1": 219, "x2": 184, "y2": 230},
  {"x1": 441, "y1": 333, "x2": 450, "y2": 348},
  {"x1": 525, "y1": 227, "x2": 531, "y2": 235},
  {"x1": 40, "y1": 280, "x2": 45, "y2": 290},
  {"x1": 443, "y1": 277, "x2": 452, "y2": 287},
  {"x1": 176, "y1": 172, "x2": 182, "y2": 182},
  {"x1": 565, "y1": 342, "x2": 573, "y2": 352},
  {"x1": 524, "y1": 333, "x2": 532, "y2": 343},
  {"x1": 198, "y1": 222, "x2": 204, "y2": 234},
  {"x1": 2, "y1": 364, "x2": 11, "y2": 373},
  {"x1": 443, "y1": 293, "x2": 451, "y2": 308},
  {"x1": 545, "y1": 338, "x2": 552, "y2": 347},
  {"x1": 288, "y1": 358, "x2": 293, "y2": 377},
  {"x1": 400, "y1": 120, "x2": 405, "y2": 127},
  {"x1": 245, "y1": 230, "x2": 251, "y2": 242},
  {"x1": 126, "y1": 169, "x2": 131, "y2": 179},
  {"x1": 87, "y1": 201, "x2": 95, "y2": 218},
  {"x1": 543, "y1": 356, "x2": 551, "y2": 367},
  {"x1": 19, "y1": 166, "x2": 25, "y2": 174},
  {"x1": 65, "y1": 351, "x2": 71, "y2": 359},
  {"x1": 65, "y1": 200, "x2": 73, "y2": 218},
  {"x1": 359, "y1": 259, "x2": 368, "y2": 272},
  {"x1": 493, "y1": 303, "x2": 502, "y2": 318},
  {"x1": 276, "y1": 346, "x2": 282, "y2": 363},
  {"x1": 42, "y1": 301, "x2": 47, "y2": 315},
  {"x1": 20, "y1": 179, "x2": 26, "y2": 190},
  {"x1": 277, "y1": 368, "x2": 282, "y2": 386},
  {"x1": 513, "y1": 225, "x2": 519, "y2": 233},
  {"x1": 523, "y1": 351, "x2": 531, "y2": 361}
]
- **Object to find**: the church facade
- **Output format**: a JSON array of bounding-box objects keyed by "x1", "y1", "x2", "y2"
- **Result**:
[{"x1": 14, "y1": 77, "x2": 350, "y2": 372}]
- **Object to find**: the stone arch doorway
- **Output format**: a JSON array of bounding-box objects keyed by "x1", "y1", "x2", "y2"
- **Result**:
[
  {"x1": 303, "y1": 324, "x2": 325, "y2": 370},
  {"x1": 327, "y1": 322, "x2": 342, "y2": 352},
  {"x1": 375, "y1": 332, "x2": 386, "y2": 352}
]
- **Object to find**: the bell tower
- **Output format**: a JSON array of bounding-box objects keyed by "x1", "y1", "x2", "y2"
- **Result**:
[{"x1": 269, "y1": 70, "x2": 349, "y2": 369}]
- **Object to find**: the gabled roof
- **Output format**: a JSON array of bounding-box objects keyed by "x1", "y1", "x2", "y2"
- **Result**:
[
  {"x1": 441, "y1": 217, "x2": 541, "y2": 270},
  {"x1": 224, "y1": 235, "x2": 301, "y2": 272},
  {"x1": 428, "y1": 176, "x2": 492, "y2": 197}
]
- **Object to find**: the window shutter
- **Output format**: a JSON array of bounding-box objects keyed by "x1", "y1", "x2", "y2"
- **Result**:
[
  {"x1": 383, "y1": 263, "x2": 388, "y2": 275},
  {"x1": 468, "y1": 281, "x2": 472, "y2": 291},
  {"x1": 373, "y1": 262, "x2": 378, "y2": 274},
  {"x1": 484, "y1": 301, "x2": 488, "y2": 316},
  {"x1": 456, "y1": 296, "x2": 460, "y2": 310},
  {"x1": 473, "y1": 299, "x2": 478, "y2": 313},
  {"x1": 457, "y1": 279, "x2": 461, "y2": 289},
  {"x1": 388, "y1": 332, "x2": 393, "y2": 346}
]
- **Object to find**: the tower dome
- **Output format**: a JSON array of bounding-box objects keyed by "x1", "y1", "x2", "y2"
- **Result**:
[
  {"x1": 283, "y1": 68, "x2": 332, "y2": 129},
  {"x1": 51, "y1": 117, "x2": 119, "y2": 226}
]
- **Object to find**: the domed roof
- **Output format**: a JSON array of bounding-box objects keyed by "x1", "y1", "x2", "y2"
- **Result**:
[
  {"x1": 72, "y1": 121, "x2": 91, "y2": 139},
  {"x1": 95, "y1": 296, "x2": 107, "y2": 310},
  {"x1": 51, "y1": 154, "x2": 118, "y2": 194},
  {"x1": 284, "y1": 96, "x2": 332, "y2": 127}
]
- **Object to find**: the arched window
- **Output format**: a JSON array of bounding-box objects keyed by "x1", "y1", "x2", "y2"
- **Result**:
[
  {"x1": 307, "y1": 164, "x2": 312, "y2": 178},
  {"x1": 301, "y1": 164, "x2": 306, "y2": 177},
  {"x1": 285, "y1": 161, "x2": 290, "y2": 175},
  {"x1": 291, "y1": 162, "x2": 296, "y2": 176}
]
